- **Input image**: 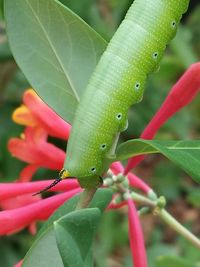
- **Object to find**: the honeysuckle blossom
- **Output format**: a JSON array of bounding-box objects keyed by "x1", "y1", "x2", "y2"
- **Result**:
[
  {"x1": 8, "y1": 127, "x2": 65, "y2": 174},
  {"x1": 14, "y1": 260, "x2": 23, "y2": 267},
  {"x1": 0, "y1": 193, "x2": 41, "y2": 235},
  {"x1": 13, "y1": 89, "x2": 71, "y2": 140},
  {"x1": 0, "y1": 179, "x2": 80, "y2": 236},
  {"x1": 127, "y1": 198, "x2": 148, "y2": 267},
  {"x1": 1, "y1": 62, "x2": 200, "y2": 267},
  {"x1": 0, "y1": 179, "x2": 79, "y2": 201},
  {"x1": 0, "y1": 188, "x2": 81, "y2": 236},
  {"x1": 8, "y1": 89, "x2": 70, "y2": 181}
]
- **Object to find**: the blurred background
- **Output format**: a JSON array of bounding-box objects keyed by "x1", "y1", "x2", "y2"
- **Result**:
[{"x1": 0, "y1": 0, "x2": 200, "y2": 266}]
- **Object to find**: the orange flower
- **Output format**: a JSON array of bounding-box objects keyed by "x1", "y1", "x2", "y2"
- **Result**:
[
  {"x1": 13, "y1": 89, "x2": 71, "y2": 139},
  {"x1": 8, "y1": 127, "x2": 65, "y2": 172}
]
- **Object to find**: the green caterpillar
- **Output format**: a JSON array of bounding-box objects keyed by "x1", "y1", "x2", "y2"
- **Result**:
[{"x1": 36, "y1": 0, "x2": 189, "y2": 193}]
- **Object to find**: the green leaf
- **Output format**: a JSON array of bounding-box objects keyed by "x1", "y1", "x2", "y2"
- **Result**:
[
  {"x1": 22, "y1": 227, "x2": 63, "y2": 267},
  {"x1": 147, "y1": 243, "x2": 178, "y2": 267},
  {"x1": 0, "y1": 0, "x2": 3, "y2": 18},
  {"x1": 4, "y1": 0, "x2": 107, "y2": 124},
  {"x1": 116, "y1": 139, "x2": 200, "y2": 183},
  {"x1": 22, "y1": 209, "x2": 101, "y2": 267},
  {"x1": 54, "y1": 208, "x2": 101, "y2": 267},
  {"x1": 38, "y1": 188, "x2": 112, "y2": 238},
  {"x1": 156, "y1": 255, "x2": 197, "y2": 267},
  {"x1": 22, "y1": 189, "x2": 112, "y2": 267}
]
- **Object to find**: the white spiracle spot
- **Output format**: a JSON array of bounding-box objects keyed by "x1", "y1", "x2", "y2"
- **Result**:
[
  {"x1": 135, "y1": 82, "x2": 140, "y2": 90},
  {"x1": 90, "y1": 167, "x2": 96, "y2": 173},
  {"x1": 171, "y1": 20, "x2": 176, "y2": 29},
  {"x1": 152, "y1": 52, "x2": 158, "y2": 60},
  {"x1": 116, "y1": 113, "x2": 122, "y2": 120},
  {"x1": 100, "y1": 143, "x2": 107, "y2": 150}
]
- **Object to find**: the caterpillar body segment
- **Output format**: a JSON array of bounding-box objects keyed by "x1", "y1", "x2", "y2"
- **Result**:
[{"x1": 62, "y1": 0, "x2": 189, "y2": 186}]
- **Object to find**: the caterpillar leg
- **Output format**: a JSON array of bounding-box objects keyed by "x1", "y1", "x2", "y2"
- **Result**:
[
  {"x1": 107, "y1": 132, "x2": 120, "y2": 158},
  {"x1": 122, "y1": 119, "x2": 129, "y2": 131}
]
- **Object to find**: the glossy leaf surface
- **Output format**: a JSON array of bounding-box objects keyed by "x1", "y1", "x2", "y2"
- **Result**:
[
  {"x1": 4, "y1": 0, "x2": 107, "y2": 123},
  {"x1": 116, "y1": 139, "x2": 200, "y2": 183}
]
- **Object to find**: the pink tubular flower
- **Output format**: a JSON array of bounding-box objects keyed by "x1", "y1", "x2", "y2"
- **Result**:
[
  {"x1": 0, "y1": 178, "x2": 80, "y2": 236},
  {"x1": 13, "y1": 89, "x2": 71, "y2": 140},
  {"x1": 0, "y1": 179, "x2": 79, "y2": 201},
  {"x1": 107, "y1": 197, "x2": 127, "y2": 209},
  {"x1": 128, "y1": 172, "x2": 151, "y2": 194},
  {"x1": 125, "y1": 62, "x2": 200, "y2": 173},
  {"x1": 0, "y1": 188, "x2": 81, "y2": 235},
  {"x1": 0, "y1": 193, "x2": 41, "y2": 235},
  {"x1": 18, "y1": 165, "x2": 41, "y2": 183},
  {"x1": 0, "y1": 193, "x2": 41, "y2": 210},
  {"x1": 8, "y1": 89, "x2": 70, "y2": 182},
  {"x1": 8, "y1": 126, "x2": 65, "y2": 183},
  {"x1": 127, "y1": 198, "x2": 148, "y2": 267},
  {"x1": 0, "y1": 88, "x2": 81, "y2": 238},
  {"x1": 8, "y1": 127, "x2": 65, "y2": 171},
  {"x1": 14, "y1": 260, "x2": 23, "y2": 267}
]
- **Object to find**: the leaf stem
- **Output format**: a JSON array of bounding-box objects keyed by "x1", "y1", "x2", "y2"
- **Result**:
[
  {"x1": 158, "y1": 208, "x2": 200, "y2": 250},
  {"x1": 76, "y1": 187, "x2": 97, "y2": 210},
  {"x1": 128, "y1": 191, "x2": 200, "y2": 249}
]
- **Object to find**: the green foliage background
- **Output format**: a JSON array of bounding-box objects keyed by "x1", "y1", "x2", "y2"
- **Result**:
[{"x1": 0, "y1": 1, "x2": 200, "y2": 266}]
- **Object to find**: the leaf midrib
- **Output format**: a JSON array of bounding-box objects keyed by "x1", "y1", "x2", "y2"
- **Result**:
[{"x1": 25, "y1": 0, "x2": 80, "y2": 102}]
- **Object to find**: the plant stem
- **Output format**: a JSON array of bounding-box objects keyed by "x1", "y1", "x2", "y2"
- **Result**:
[
  {"x1": 76, "y1": 187, "x2": 97, "y2": 210},
  {"x1": 158, "y1": 209, "x2": 200, "y2": 249},
  {"x1": 111, "y1": 176, "x2": 200, "y2": 250},
  {"x1": 128, "y1": 191, "x2": 200, "y2": 249},
  {"x1": 130, "y1": 191, "x2": 155, "y2": 206}
]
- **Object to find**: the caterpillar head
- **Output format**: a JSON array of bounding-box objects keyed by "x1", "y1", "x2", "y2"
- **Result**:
[{"x1": 64, "y1": 148, "x2": 104, "y2": 182}]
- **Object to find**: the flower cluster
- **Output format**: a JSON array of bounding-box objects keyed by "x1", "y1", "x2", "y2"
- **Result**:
[{"x1": 1, "y1": 63, "x2": 200, "y2": 267}]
